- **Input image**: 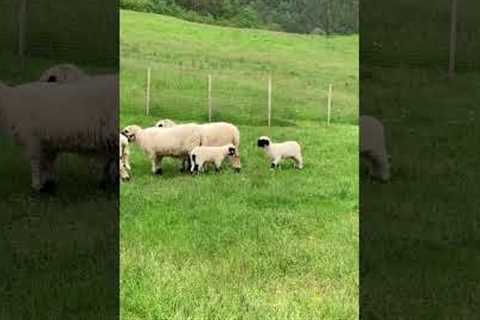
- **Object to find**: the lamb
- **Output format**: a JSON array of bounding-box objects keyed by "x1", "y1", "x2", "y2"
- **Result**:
[
  {"x1": 360, "y1": 115, "x2": 390, "y2": 181},
  {"x1": 119, "y1": 133, "x2": 131, "y2": 181},
  {"x1": 39, "y1": 64, "x2": 88, "y2": 83},
  {"x1": 121, "y1": 124, "x2": 201, "y2": 175},
  {"x1": 0, "y1": 75, "x2": 118, "y2": 192},
  {"x1": 154, "y1": 119, "x2": 242, "y2": 169},
  {"x1": 257, "y1": 136, "x2": 303, "y2": 169},
  {"x1": 190, "y1": 144, "x2": 237, "y2": 174}
]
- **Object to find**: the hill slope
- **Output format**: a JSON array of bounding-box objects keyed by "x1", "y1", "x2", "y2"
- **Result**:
[{"x1": 120, "y1": 10, "x2": 358, "y2": 127}]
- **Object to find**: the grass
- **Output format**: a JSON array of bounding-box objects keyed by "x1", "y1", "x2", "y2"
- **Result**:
[
  {"x1": 120, "y1": 10, "x2": 359, "y2": 319},
  {"x1": 0, "y1": 53, "x2": 117, "y2": 318},
  {"x1": 361, "y1": 66, "x2": 480, "y2": 317}
]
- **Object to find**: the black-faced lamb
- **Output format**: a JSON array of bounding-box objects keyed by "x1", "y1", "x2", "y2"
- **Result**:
[
  {"x1": 257, "y1": 136, "x2": 303, "y2": 169},
  {"x1": 190, "y1": 144, "x2": 236, "y2": 174}
]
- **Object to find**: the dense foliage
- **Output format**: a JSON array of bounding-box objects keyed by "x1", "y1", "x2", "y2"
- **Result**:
[{"x1": 120, "y1": 0, "x2": 358, "y2": 34}]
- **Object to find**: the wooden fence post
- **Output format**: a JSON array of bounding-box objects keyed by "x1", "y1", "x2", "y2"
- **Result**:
[
  {"x1": 145, "y1": 67, "x2": 151, "y2": 116},
  {"x1": 268, "y1": 74, "x2": 272, "y2": 127},
  {"x1": 208, "y1": 74, "x2": 213, "y2": 122},
  {"x1": 448, "y1": 0, "x2": 458, "y2": 78},
  {"x1": 327, "y1": 84, "x2": 333, "y2": 125},
  {"x1": 18, "y1": 0, "x2": 27, "y2": 57}
]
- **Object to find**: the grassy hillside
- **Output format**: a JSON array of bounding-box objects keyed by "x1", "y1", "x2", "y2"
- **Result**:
[
  {"x1": 121, "y1": 10, "x2": 358, "y2": 319},
  {"x1": 120, "y1": 10, "x2": 358, "y2": 127}
]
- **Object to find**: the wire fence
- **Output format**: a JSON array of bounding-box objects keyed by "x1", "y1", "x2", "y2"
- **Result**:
[{"x1": 121, "y1": 65, "x2": 358, "y2": 128}]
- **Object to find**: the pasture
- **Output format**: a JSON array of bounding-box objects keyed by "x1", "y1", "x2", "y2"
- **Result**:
[{"x1": 120, "y1": 10, "x2": 359, "y2": 319}]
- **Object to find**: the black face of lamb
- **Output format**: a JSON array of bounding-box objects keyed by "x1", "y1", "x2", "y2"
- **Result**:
[
  {"x1": 228, "y1": 147, "x2": 236, "y2": 156},
  {"x1": 47, "y1": 75, "x2": 57, "y2": 83},
  {"x1": 257, "y1": 139, "x2": 269, "y2": 148}
]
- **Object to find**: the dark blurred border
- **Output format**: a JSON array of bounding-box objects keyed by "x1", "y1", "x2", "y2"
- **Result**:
[
  {"x1": 0, "y1": 1, "x2": 119, "y2": 318},
  {"x1": 361, "y1": 0, "x2": 480, "y2": 318}
]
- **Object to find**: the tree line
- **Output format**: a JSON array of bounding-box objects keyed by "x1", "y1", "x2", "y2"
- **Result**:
[{"x1": 120, "y1": 0, "x2": 359, "y2": 34}]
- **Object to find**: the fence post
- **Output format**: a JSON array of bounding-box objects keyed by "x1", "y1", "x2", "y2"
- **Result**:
[
  {"x1": 18, "y1": 0, "x2": 27, "y2": 57},
  {"x1": 208, "y1": 74, "x2": 212, "y2": 122},
  {"x1": 145, "y1": 67, "x2": 151, "y2": 116},
  {"x1": 327, "y1": 84, "x2": 333, "y2": 126},
  {"x1": 268, "y1": 74, "x2": 272, "y2": 127},
  {"x1": 448, "y1": 0, "x2": 457, "y2": 78}
]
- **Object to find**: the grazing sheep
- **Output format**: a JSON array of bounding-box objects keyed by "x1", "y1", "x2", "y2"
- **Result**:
[
  {"x1": 0, "y1": 75, "x2": 118, "y2": 192},
  {"x1": 190, "y1": 144, "x2": 236, "y2": 174},
  {"x1": 257, "y1": 136, "x2": 303, "y2": 169},
  {"x1": 119, "y1": 133, "x2": 131, "y2": 181},
  {"x1": 121, "y1": 124, "x2": 201, "y2": 175},
  {"x1": 360, "y1": 115, "x2": 390, "y2": 181},
  {"x1": 39, "y1": 64, "x2": 88, "y2": 83}
]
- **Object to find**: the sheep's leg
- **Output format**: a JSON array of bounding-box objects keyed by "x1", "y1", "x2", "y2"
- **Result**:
[
  {"x1": 152, "y1": 154, "x2": 163, "y2": 175},
  {"x1": 293, "y1": 155, "x2": 303, "y2": 169},
  {"x1": 214, "y1": 160, "x2": 223, "y2": 173}
]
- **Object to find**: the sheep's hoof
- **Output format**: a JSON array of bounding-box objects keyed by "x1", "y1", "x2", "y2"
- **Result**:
[
  {"x1": 234, "y1": 168, "x2": 241, "y2": 173},
  {"x1": 121, "y1": 176, "x2": 131, "y2": 182},
  {"x1": 155, "y1": 168, "x2": 163, "y2": 175}
]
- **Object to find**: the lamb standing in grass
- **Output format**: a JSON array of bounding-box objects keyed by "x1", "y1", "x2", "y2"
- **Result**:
[
  {"x1": 120, "y1": 133, "x2": 131, "y2": 181},
  {"x1": 360, "y1": 115, "x2": 390, "y2": 181},
  {"x1": 39, "y1": 64, "x2": 88, "y2": 83},
  {"x1": 0, "y1": 75, "x2": 118, "y2": 192},
  {"x1": 257, "y1": 136, "x2": 303, "y2": 169},
  {"x1": 122, "y1": 124, "x2": 201, "y2": 175},
  {"x1": 190, "y1": 144, "x2": 236, "y2": 174}
]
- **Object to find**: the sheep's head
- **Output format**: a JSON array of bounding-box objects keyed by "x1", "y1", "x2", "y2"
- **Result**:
[
  {"x1": 121, "y1": 125, "x2": 142, "y2": 142},
  {"x1": 257, "y1": 136, "x2": 271, "y2": 148},
  {"x1": 39, "y1": 64, "x2": 87, "y2": 83},
  {"x1": 155, "y1": 119, "x2": 176, "y2": 128},
  {"x1": 226, "y1": 144, "x2": 236, "y2": 156}
]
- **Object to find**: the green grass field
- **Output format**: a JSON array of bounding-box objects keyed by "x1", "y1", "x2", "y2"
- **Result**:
[{"x1": 120, "y1": 10, "x2": 359, "y2": 319}]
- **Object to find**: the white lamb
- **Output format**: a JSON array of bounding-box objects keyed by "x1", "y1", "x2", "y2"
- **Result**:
[
  {"x1": 119, "y1": 133, "x2": 131, "y2": 181},
  {"x1": 190, "y1": 144, "x2": 236, "y2": 174},
  {"x1": 39, "y1": 64, "x2": 88, "y2": 83},
  {"x1": 257, "y1": 136, "x2": 303, "y2": 169},
  {"x1": 121, "y1": 124, "x2": 201, "y2": 175},
  {"x1": 0, "y1": 75, "x2": 118, "y2": 192},
  {"x1": 360, "y1": 115, "x2": 390, "y2": 181}
]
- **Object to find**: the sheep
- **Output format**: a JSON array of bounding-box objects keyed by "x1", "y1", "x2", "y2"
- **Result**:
[
  {"x1": 154, "y1": 119, "x2": 242, "y2": 169},
  {"x1": 121, "y1": 124, "x2": 202, "y2": 175},
  {"x1": 154, "y1": 119, "x2": 177, "y2": 128},
  {"x1": 190, "y1": 144, "x2": 236, "y2": 174},
  {"x1": 39, "y1": 64, "x2": 88, "y2": 83},
  {"x1": 0, "y1": 74, "x2": 118, "y2": 192},
  {"x1": 119, "y1": 133, "x2": 131, "y2": 181},
  {"x1": 360, "y1": 115, "x2": 390, "y2": 181},
  {"x1": 257, "y1": 136, "x2": 303, "y2": 169}
]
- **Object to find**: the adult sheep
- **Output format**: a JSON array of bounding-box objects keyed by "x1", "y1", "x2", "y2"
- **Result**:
[
  {"x1": 39, "y1": 64, "x2": 88, "y2": 83},
  {"x1": 155, "y1": 119, "x2": 242, "y2": 171},
  {"x1": 121, "y1": 124, "x2": 202, "y2": 175},
  {"x1": 0, "y1": 75, "x2": 118, "y2": 192},
  {"x1": 360, "y1": 115, "x2": 390, "y2": 182}
]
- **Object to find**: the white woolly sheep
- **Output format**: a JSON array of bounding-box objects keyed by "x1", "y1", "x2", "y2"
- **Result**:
[
  {"x1": 360, "y1": 115, "x2": 390, "y2": 181},
  {"x1": 39, "y1": 64, "x2": 88, "y2": 83},
  {"x1": 0, "y1": 75, "x2": 118, "y2": 192},
  {"x1": 121, "y1": 124, "x2": 202, "y2": 175},
  {"x1": 190, "y1": 144, "x2": 236, "y2": 174},
  {"x1": 155, "y1": 119, "x2": 242, "y2": 168},
  {"x1": 257, "y1": 136, "x2": 303, "y2": 169},
  {"x1": 120, "y1": 133, "x2": 131, "y2": 181}
]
